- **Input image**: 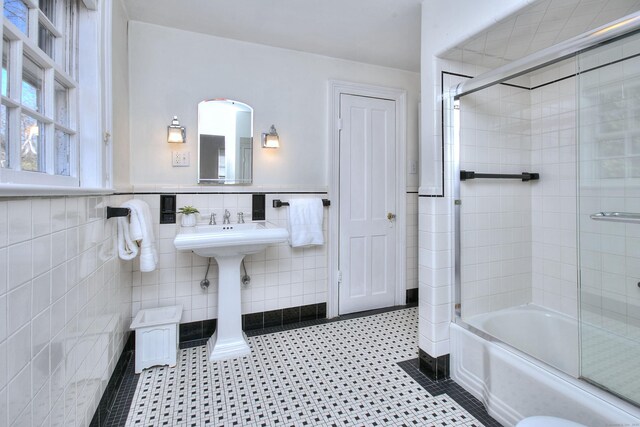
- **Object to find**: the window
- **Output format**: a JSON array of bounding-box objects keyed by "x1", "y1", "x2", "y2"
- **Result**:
[{"x1": 0, "y1": 0, "x2": 108, "y2": 190}]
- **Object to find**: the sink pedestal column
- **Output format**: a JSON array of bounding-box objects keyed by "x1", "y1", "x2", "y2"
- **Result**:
[{"x1": 207, "y1": 254, "x2": 251, "y2": 361}]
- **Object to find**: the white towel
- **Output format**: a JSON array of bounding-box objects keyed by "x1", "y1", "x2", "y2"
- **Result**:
[
  {"x1": 287, "y1": 198, "x2": 324, "y2": 248},
  {"x1": 117, "y1": 215, "x2": 138, "y2": 260},
  {"x1": 117, "y1": 199, "x2": 158, "y2": 272}
]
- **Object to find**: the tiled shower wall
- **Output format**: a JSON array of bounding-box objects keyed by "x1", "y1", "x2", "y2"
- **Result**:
[
  {"x1": 0, "y1": 195, "x2": 133, "y2": 427},
  {"x1": 458, "y1": 81, "x2": 533, "y2": 319},
  {"x1": 457, "y1": 61, "x2": 580, "y2": 320},
  {"x1": 130, "y1": 192, "x2": 419, "y2": 324},
  {"x1": 530, "y1": 65, "x2": 578, "y2": 318}
]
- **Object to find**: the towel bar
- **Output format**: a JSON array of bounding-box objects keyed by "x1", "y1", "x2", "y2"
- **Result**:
[
  {"x1": 460, "y1": 170, "x2": 539, "y2": 181},
  {"x1": 272, "y1": 199, "x2": 330, "y2": 208},
  {"x1": 106, "y1": 206, "x2": 130, "y2": 219}
]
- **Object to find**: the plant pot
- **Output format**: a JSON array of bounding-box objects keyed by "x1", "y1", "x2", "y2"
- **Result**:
[{"x1": 181, "y1": 213, "x2": 197, "y2": 227}]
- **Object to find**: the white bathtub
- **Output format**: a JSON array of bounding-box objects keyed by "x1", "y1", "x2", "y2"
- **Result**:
[
  {"x1": 452, "y1": 305, "x2": 640, "y2": 427},
  {"x1": 468, "y1": 305, "x2": 579, "y2": 376}
]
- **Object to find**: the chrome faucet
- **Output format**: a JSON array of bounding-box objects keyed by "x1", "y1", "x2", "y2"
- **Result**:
[
  {"x1": 237, "y1": 212, "x2": 244, "y2": 224},
  {"x1": 209, "y1": 212, "x2": 216, "y2": 225},
  {"x1": 223, "y1": 209, "x2": 231, "y2": 224}
]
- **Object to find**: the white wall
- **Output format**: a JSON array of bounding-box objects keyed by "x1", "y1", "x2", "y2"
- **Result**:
[
  {"x1": 131, "y1": 193, "x2": 327, "y2": 323},
  {"x1": 124, "y1": 21, "x2": 421, "y2": 323},
  {"x1": 0, "y1": 2, "x2": 133, "y2": 426},
  {"x1": 530, "y1": 65, "x2": 577, "y2": 318},
  {"x1": 419, "y1": 0, "x2": 535, "y2": 358},
  {"x1": 112, "y1": 0, "x2": 130, "y2": 191},
  {"x1": 419, "y1": 0, "x2": 534, "y2": 194},
  {"x1": 128, "y1": 21, "x2": 420, "y2": 190},
  {"x1": 458, "y1": 80, "x2": 533, "y2": 319},
  {"x1": 0, "y1": 195, "x2": 132, "y2": 427}
]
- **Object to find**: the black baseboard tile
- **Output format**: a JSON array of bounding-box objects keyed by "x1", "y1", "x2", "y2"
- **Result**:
[
  {"x1": 176, "y1": 302, "x2": 328, "y2": 344},
  {"x1": 90, "y1": 332, "x2": 136, "y2": 427},
  {"x1": 282, "y1": 307, "x2": 301, "y2": 325},
  {"x1": 406, "y1": 288, "x2": 418, "y2": 304},
  {"x1": 263, "y1": 309, "x2": 283, "y2": 328},
  {"x1": 419, "y1": 348, "x2": 450, "y2": 381}
]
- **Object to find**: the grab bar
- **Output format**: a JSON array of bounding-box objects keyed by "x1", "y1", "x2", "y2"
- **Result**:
[
  {"x1": 460, "y1": 170, "x2": 539, "y2": 181},
  {"x1": 590, "y1": 212, "x2": 640, "y2": 224}
]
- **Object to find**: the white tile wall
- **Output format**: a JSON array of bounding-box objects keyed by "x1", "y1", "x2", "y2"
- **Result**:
[
  {"x1": 0, "y1": 195, "x2": 132, "y2": 427},
  {"x1": 131, "y1": 191, "x2": 419, "y2": 323},
  {"x1": 530, "y1": 70, "x2": 578, "y2": 317},
  {"x1": 458, "y1": 80, "x2": 533, "y2": 319},
  {"x1": 578, "y1": 38, "x2": 640, "y2": 338},
  {"x1": 406, "y1": 193, "x2": 419, "y2": 290},
  {"x1": 420, "y1": 57, "x2": 581, "y2": 359},
  {"x1": 131, "y1": 193, "x2": 328, "y2": 323}
]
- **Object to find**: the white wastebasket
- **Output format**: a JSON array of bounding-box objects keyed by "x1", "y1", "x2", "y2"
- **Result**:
[{"x1": 130, "y1": 305, "x2": 183, "y2": 373}]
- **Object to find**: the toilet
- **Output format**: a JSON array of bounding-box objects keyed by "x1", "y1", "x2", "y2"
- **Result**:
[{"x1": 517, "y1": 416, "x2": 587, "y2": 427}]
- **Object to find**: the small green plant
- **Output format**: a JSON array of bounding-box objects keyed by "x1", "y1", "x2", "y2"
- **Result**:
[{"x1": 178, "y1": 206, "x2": 199, "y2": 215}]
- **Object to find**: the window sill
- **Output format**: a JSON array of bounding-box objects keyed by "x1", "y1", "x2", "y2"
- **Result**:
[{"x1": 0, "y1": 184, "x2": 115, "y2": 197}]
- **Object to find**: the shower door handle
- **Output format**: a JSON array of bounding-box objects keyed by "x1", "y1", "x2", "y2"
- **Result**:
[{"x1": 590, "y1": 212, "x2": 640, "y2": 224}]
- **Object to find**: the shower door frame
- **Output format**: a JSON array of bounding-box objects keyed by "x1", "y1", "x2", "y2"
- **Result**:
[{"x1": 450, "y1": 11, "x2": 640, "y2": 370}]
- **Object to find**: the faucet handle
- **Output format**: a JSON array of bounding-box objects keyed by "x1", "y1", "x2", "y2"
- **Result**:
[{"x1": 237, "y1": 212, "x2": 244, "y2": 223}]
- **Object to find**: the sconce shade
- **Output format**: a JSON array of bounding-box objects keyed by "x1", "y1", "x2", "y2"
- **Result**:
[
  {"x1": 262, "y1": 124, "x2": 280, "y2": 148},
  {"x1": 168, "y1": 116, "x2": 186, "y2": 143}
]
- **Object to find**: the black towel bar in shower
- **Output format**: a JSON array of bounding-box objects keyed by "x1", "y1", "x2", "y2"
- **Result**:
[
  {"x1": 106, "y1": 206, "x2": 130, "y2": 219},
  {"x1": 460, "y1": 170, "x2": 539, "y2": 182},
  {"x1": 273, "y1": 199, "x2": 331, "y2": 208}
]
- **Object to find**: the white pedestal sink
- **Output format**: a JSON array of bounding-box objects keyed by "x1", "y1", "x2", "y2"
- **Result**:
[{"x1": 174, "y1": 221, "x2": 288, "y2": 361}]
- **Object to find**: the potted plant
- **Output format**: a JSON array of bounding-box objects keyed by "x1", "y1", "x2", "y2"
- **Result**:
[{"x1": 178, "y1": 205, "x2": 199, "y2": 227}]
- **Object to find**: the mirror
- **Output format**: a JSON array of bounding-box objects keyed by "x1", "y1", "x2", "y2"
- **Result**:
[{"x1": 198, "y1": 99, "x2": 253, "y2": 184}]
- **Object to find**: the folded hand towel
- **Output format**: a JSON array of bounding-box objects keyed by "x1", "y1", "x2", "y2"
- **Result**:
[
  {"x1": 119, "y1": 199, "x2": 158, "y2": 272},
  {"x1": 288, "y1": 198, "x2": 324, "y2": 248},
  {"x1": 117, "y1": 216, "x2": 138, "y2": 260}
]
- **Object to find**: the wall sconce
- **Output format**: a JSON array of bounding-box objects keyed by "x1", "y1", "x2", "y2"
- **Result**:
[
  {"x1": 167, "y1": 116, "x2": 186, "y2": 143},
  {"x1": 261, "y1": 124, "x2": 280, "y2": 148}
]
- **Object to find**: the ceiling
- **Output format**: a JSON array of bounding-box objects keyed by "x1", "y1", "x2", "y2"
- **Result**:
[
  {"x1": 123, "y1": 0, "x2": 423, "y2": 72},
  {"x1": 441, "y1": 0, "x2": 640, "y2": 70}
]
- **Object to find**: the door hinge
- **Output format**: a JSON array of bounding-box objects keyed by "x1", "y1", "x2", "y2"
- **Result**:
[
  {"x1": 337, "y1": 270, "x2": 342, "y2": 284},
  {"x1": 337, "y1": 118, "x2": 343, "y2": 131},
  {"x1": 104, "y1": 131, "x2": 111, "y2": 144}
]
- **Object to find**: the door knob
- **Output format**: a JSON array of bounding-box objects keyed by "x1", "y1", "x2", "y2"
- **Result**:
[{"x1": 387, "y1": 212, "x2": 396, "y2": 221}]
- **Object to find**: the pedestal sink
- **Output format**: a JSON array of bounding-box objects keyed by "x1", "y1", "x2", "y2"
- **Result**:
[{"x1": 174, "y1": 221, "x2": 288, "y2": 361}]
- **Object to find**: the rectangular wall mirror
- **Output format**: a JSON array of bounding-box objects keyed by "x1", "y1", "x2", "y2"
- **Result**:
[{"x1": 198, "y1": 99, "x2": 253, "y2": 184}]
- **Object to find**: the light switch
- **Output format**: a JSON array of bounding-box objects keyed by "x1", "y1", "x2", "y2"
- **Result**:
[
  {"x1": 409, "y1": 160, "x2": 417, "y2": 174},
  {"x1": 172, "y1": 151, "x2": 190, "y2": 167}
]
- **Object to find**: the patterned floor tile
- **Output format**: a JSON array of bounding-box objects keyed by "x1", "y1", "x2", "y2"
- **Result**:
[{"x1": 124, "y1": 307, "x2": 491, "y2": 426}]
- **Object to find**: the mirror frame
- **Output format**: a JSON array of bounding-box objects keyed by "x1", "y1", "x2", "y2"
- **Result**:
[{"x1": 197, "y1": 98, "x2": 254, "y2": 185}]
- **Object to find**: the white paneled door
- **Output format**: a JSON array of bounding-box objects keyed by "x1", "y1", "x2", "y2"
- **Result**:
[{"x1": 339, "y1": 94, "x2": 397, "y2": 314}]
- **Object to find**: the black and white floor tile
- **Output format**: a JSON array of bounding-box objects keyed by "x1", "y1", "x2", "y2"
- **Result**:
[{"x1": 124, "y1": 308, "x2": 490, "y2": 427}]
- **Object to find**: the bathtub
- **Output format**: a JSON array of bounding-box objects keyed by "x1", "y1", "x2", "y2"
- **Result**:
[
  {"x1": 468, "y1": 305, "x2": 579, "y2": 376},
  {"x1": 451, "y1": 304, "x2": 640, "y2": 426}
]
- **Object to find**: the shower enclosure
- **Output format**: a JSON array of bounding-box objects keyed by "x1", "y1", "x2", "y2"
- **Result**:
[{"x1": 449, "y1": 19, "x2": 640, "y2": 408}]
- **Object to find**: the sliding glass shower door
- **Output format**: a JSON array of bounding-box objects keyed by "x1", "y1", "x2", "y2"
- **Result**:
[{"x1": 578, "y1": 31, "x2": 640, "y2": 405}]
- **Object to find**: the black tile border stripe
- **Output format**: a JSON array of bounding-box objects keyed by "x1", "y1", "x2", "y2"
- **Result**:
[
  {"x1": 397, "y1": 358, "x2": 502, "y2": 427},
  {"x1": 419, "y1": 348, "x2": 450, "y2": 380},
  {"x1": 89, "y1": 332, "x2": 139, "y2": 427}
]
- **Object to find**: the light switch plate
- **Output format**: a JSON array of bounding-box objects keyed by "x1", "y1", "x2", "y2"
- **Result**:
[
  {"x1": 409, "y1": 160, "x2": 417, "y2": 174},
  {"x1": 172, "y1": 151, "x2": 190, "y2": 167}
]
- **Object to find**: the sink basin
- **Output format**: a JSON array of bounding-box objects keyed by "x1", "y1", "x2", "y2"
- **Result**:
[
  {"x1": 173, "y1": 220, "x2": 288, "y2": 361},
  {"x1": 174, "y1": 221, "x2": 288, "y2": 257}
]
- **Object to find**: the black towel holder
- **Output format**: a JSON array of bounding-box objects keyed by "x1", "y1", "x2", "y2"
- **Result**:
[
  {"x1": 272, "y1": 199, "x2": 330, "y2": 208},
  {"x1": 106, "y1": 206, "x2": 130, "y2": 219}
]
